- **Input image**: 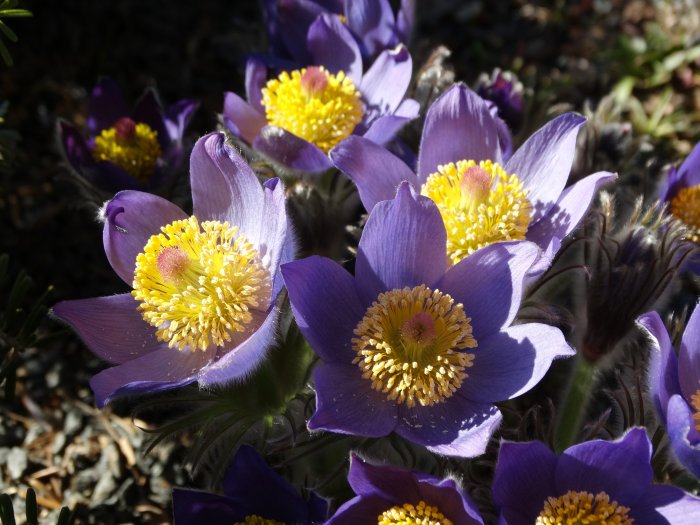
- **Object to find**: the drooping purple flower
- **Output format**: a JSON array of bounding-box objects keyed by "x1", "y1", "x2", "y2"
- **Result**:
[
  {"x1": 223, "y1": 14, "x2": 418, "y2": 173},
  {"x1": 262, "y1": 0, "x2": 414, "y2": 65},
  {"x1": 326, "y1": 454, "x2": 483, "y2": 524},
  {"x1": 640, "y1": 305, "x2": 700, "y2": 478},
  {"x1": 52, "y1": 132, "x2": 293, "y2": 407},
  {"x1": 493, "y1": 428, "x2": 700, "y2": 524},
  {"x1": 58, "y1": 77, "x2": 198, "y2": 193},
  {"x1": 331, "y1": 83, "x2": 616, "y2": 266},
  {"x1": 281, "y1": 183, "x2": 574, "y2": 457},
  {"x1": 172, "y1": 445, "x2": 327, "y2": 525},
  {"x1": 474, "y1": 68, "x2": 524, "y2": 133}
]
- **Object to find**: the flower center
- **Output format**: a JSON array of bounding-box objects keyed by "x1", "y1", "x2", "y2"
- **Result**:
[
  {"x1": 132, "y1": 216, "x2": 271, "y2": 351},
  {"x1": 233, "y1": 516, "x2": 285, "y2": 525},
  {"x1": 261, "y1": 66, "x2": 364, "y2": 153},
  {"x1": 421, "y1": 159, "x2": 532, "y2": 265},
  {"x1": 670, "y1": 184, "x2": 700, "y2": 243},
  {"x1": 352, "y1": 285, "x2": 477, "y2": 408},
  {"x1": 536, "y1": 490, "x2": 633, "y2": 525},
  {"x1": 92, "y1": 117, "x2": 162, "y2": 183},
  {"x1": 378, "y1": 501, "x2": 453, "y2": 525},
  {"x1": 691, "y1": 389, "x2": 700, "y2": 433}
]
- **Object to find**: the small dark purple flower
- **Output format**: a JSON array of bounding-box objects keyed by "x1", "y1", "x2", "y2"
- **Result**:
[
  {"x1": 493, "y1": 428, "x2": 700, "y2": 524},
  {"x1": 474, "y1": 68, "x2": 524, "y2": 133},
  {"x1": 52, "y1": 133, "x2": 293, "y2": 407},
  {"x1": 282, "y1": 183, "x2": 574, "y2": 457},
  {"x1": 262, "y1": 0, "x2": 414, "y2": 65},
  {"x1": 640, "y1": 305, "x2": 700, "y2": 478},
  {"x1": 172, "y1": 445, "x2": 327, "y2": 525},
  {"x1": 331, "y1": 83, "x2": 616, "y2": 266},
  {"x1": 224, "y1": 14, "x2": 418, "y2": 173},
  {"x1": 326, "y1": 454, "x2": 483, "y2": 524},
  {"x1": 58, "y1": 77, "x2": 198, "y2": 193}
]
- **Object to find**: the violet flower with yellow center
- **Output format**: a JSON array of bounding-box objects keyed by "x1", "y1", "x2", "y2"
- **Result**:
[
  {"x1": 492, "y1": 428, "x2": 700, "y2": 524},
  {"x1": 640, "y1": 304, "x2": 700, "y2": 479},
  {"x1": 223, "y1": 14, "x2": 418, "y2": 173},
  {"x1": 332, "y1": 83, "x2": 616, "y2": 266},
  {"x1": 325, "y1": 454, "x2": 483, "y2": 525},
  {"x1": 52, "y1": 132, "x2": 293, "y2": 407},
  {"x1": 281, "y1": 182, "x2": 574, "y2": 456}
]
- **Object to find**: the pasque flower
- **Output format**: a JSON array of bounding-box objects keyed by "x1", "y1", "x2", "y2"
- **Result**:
[
  {"x1": 172, "y1": 445, "x2": 327, "y2": 525},
  {"x1": 331, "y1": 83, "x2": 616, "y2": 265},
  {"x1": 58, "y1": 77, "x2": 198, "y2": 193},
  {"x1": 640, "y1": 304, "x2": 700, "y2": 478},
  {"x1": 52, "y1": 132, "x2": 293, "y2": 407},
  {"x1": 492, "y1": 428, "x2": 700, "y2": 524},
  {"x1": 326, "y1": 454, "x2": 483, "y2": 524},
  {"x1": 282, "y1": 183, "x2": 573, "y2": 457},
  {"x1": 223, "y1": 14, "x2": 418, "y2": 172},
  {"x1": 261, "y1": 0, "x2": 414, "y2": 65}
]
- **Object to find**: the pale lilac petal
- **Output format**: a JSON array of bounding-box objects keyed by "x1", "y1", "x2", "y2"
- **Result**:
[
  {"x1": 632, "y1": 484, "x2": 700, "y2": 524},
  {"x1": 253, "y1": 125, "x2": 333, "y2": 172},
  {"x1": 282, "y1": 256, "x2": 365, "y2": 364},
  {"x1": 527, "y1": 171, "x2": 616, "y2": 251},
  {"x1": 460, "y1": 323, "x2": 574, "y2": 403},
  {"x1": 396, "y1": 0, "x2": 414, "y2": 42},
  {"x1": 245, "y1": 57, "x2": 267, "y2": 112},
  {"x1": 102, "y1": 190, "x2": 188, "y2": 285},
  {"x1": 679, "y1": 302, "x2": 700, "y2": 401},
  {"x1": 344, "y1": 0, "x2": 395, "y2": 58},
  {"x1": 87, "y1": 77, "x2": 129, "y2": 135},
  {"x1": 438, "y1": 241, "x2": 540, "y2": 340},
  {"x1": 330, "y1": 135, "x2": 417, "y2": 212},
  {"x1": 308, "y1": 363, "x2": 397, "y2": 436},
  {"x1": 222, "y1": 92, "x2": 266, "y2": 144},
  {"x1": 417, "y1": 84, "x2": 502, "y2": 183},
  {"x1": 505, "y1": 113, "x2": 585, "y2": 209},
  {"x1": 307, "y1": 14, "x2": 362, "y2": 86},
  {"x1": 163, "y1": 98, "x2": 199, "y2": 145},
  {"x1": 361, "y1": 98, "x2": 420, "y2": 145},
  {"x1": 355, "y1": 182, "x2": 446, "y2": 302},
  {"x1": 666, "y1": 394, "x2": 700, "y2": 478},
  {"x1": 259, "y1": 178, "x2": 292, "y2": 294},
  {"x1": 360, "y1": 45, "x2": 413, "y2": 115}
]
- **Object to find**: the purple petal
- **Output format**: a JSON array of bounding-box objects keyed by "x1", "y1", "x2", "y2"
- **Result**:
[
  {"x1": 438, "y1": 241, "x2": 540, "y2": 340},
  {"x1": 666, "y1": 394, "x2": 700, "y2": 478},
  {"x1": 259, "y1": 178, "x2": 293, "y2": 295},
  {"x1": 555, "y1": 427, "x2": 652, "y2": 506},
  {"x1": 163, "y1": 98, "x2": 199, "y2": 145},
  {"x1": 52, "y1": 294, "x2": 161, "y2": 365},
  {"x1": 661, "y1": 142, "x2": 700, "y2": 202},
  {"x1": 679, "y1": 302, "x2": 700, "y2": 401},
  {"x1": 307, "y1": 14, "x2": 362, "y2": 86},
  {"x1": 492, "y1": 440, "x2": 558, "y2": 521},
  {"x1": 327, "y1": 495, "x2": 394, "y2": 525},
  {"x1": 396, "y1": 398, "x2": 502, "y2": 457},
  {"x1": 355, "y1": 182, "x2": 446, "y2": 302},
  {"x1": 90, "y1": 346, "x2": 212, "y2": 407},
  {"x1": 330, "y1": 135, "x2": 417, "y2": 212},
  {"x1": 347, "y1": 455, "x2": 421, "y2": 502},
  {"x1": 460, "y1": 323, "x2": 573, "y2": 403},
  {"x1": 416, "y1": 478, "x2": 484, "y2": 525},
  {"x1": 57, "y1": 120, "x2": 92, "y2": 170},
  {"x1": 396, "y1": 0, "x2": 414, "y2": 42},
  {"x1": 172, "y1": 489, "x2": 237, "y2": 525},
  {"x1": 360, "y1": 45, "x2": 412, "y2": 115},
  {"x1": 632, "y1": 484, "x2": 700, "y2": 524},
  {"x1": 277, "y1": 0, "x2": 326, "y2": 64},
  {"x1": 102, "y1": 190, "x2": 188, "y2": 285},
  {"x1": 344, "y1": 0, "x2": 395, "y2": 58},
  {"x1": 282, "y1": 256, "x2": 365, "y2": 364},
  {"x1": 223, "y1": 92, "x2": 267, "y2": 144},
  {"x1": 505, "y1": 113, "x2": 585, "y2": 209},
  {"x1": 638, "y1": 311, "x2": 681, "y2": 420},
  {"x1": 245, "y1": 57, "x2": 268, "y2": 112},
  {"x1": 253, "y1": 125, "x2": 333, "y2": 172},
  {"x1": 87, "y1": 77, "x2": 129, "y2": 135},
  {"x1": 132, "y1": 88, "x2": 169, "y2": 149},
  {"x1": 361, "y1": 98, "x2": 420, "y2": 145},
  {"x1": 308, "y1": 363, "x2": 397, "y2": 437},
  {"x1": 416, "y1": 84, "x2": 501, "y2": 183}
]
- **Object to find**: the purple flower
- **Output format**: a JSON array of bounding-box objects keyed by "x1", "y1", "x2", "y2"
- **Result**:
[
  {"x1": 262, "y1": 0, "x2": 414, "y2": 65},
  {"x1": 281, "y1": 183, "x2": 574, "y2": 457},
  {"x1": 640, "y1": 305, "x2": 700, "y2": 478},
  {"x1": 331, "y1": 83, "x2": 616, "y2": 266},
  {"x1": 172, "y1": 445, "x2": 327, "y2": 525},
  {"x1": 474, "y1": 68, "x2": 524, "y2": 133},
  {"x1": 58, "y1": 78, "x2": 198, "y2": 193},
  {"x1": 327, "y1": 454, "x2": 483, "y2": 524},
  {"x1": 52, "y1": 132, "x2": 293, "y2": 407},
  {"x1": 493, "y1": 428, "x2": 700, "y2": 524},
  {"x1": 223, "y1": 14, "x2": 418, "y2": 173}
]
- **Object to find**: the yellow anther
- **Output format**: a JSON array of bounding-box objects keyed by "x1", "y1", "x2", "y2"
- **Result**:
[
  {"x1": 234, "y1": 516, "x2": 285, "y2": 525},
  {"x1": 378, "y1": 500, "x2": 453, "y2": 525},
  {"x1": 670, "y1": 184, "x2": 700, "y2": 243},
  {"x1": 536, "y1": 490, "x2": 633, "y2": 525}
]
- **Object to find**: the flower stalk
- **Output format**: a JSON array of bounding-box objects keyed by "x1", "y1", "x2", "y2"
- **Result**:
[{"x1": 553, "y1": 354, "x2": 596, "y2": 453}]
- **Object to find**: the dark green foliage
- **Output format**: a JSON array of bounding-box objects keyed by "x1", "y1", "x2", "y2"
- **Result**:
[
  {"x1": 0, "y1": 489, "x2": 76, "y2": 525},
  {"x1": 0, "y1": 0, "x2": 31, "y2": 66}
]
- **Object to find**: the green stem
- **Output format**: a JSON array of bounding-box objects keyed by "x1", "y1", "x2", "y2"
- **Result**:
[{"x1": 553, "y1": 355, "x2": 596, "y2": 453}]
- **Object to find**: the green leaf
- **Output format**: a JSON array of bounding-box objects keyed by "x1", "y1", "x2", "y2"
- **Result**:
[{"x1": 25, "y1": 489, "x2": 37, "y2": 525}]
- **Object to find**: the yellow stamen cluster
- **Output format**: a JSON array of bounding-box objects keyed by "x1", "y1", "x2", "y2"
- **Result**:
[
  {"x1": 421, "y1": 159, "x2": 532, "y2": 265},
  {"x1": 353, "y1": 285, "x2": 476, "y2": 408},
  {"x1": 670, "y1": 184, "x2": 700, "y2": 243},
  {"x1": 261, "y1": 66, "x2": 364, "y2": 153},
  {"x1": 691, "y1": 389, "x2": 700, "y2": 433},
  {"x1": 378, "y1": 501, "x2": 453, "y2": 525},
  {"x1": 132, "y1": 216, "x2": 271, "y2": 351},
  {"x1": 536, "y1": 490, "x2": 633, "y2": 525},
  {"x1": 233, "y1": 516, "x2": 285, "y2": 525},
  {"x1": 92, "y1": 120, "x2": 161, "y2": 183}
]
